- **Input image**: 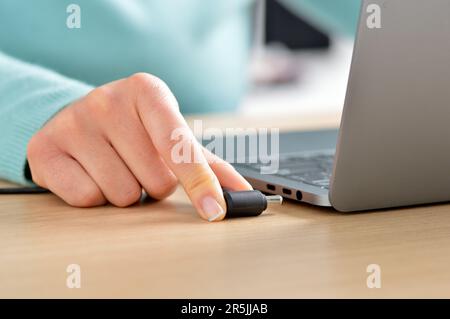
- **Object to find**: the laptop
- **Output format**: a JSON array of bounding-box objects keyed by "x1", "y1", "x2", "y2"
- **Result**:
[{"x1": 233, "y1": 0, "x2": 450, "y2": 212}]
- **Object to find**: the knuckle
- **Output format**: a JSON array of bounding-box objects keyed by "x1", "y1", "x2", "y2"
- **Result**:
[
  {"x1": 111, "y1": 184, "x2": 142, "y2": 208},
  {"x1": 184, "y1": 170, "x2": 217, "y2": 195},
  {"x1": 129, "y1": 72, "x2": 153, "y2": 86},
  {"x1": 147, "y1": 177, "x2": 178, "y2": 200},
  {"x1": 27, "y1": 133, "x2": 45, "y2": 162},
  {"x1": 85, "y1": 85, "x2": 119, "y2": 117},
  {"x1": 26, "y1": 132, "x2": 55, "y2": 185},
  {"x1": 129, "y1": 72, "x2": 167, "y2": 92},
  {"x1": 129, "y1": 73, "x2": 179, "y2": 113},
  {"x1": 89, "y1": 85, "x2": 115, "y2": 106},
  {"x1": 68, "y1": 185, "x2": 105, "y2": 208}
]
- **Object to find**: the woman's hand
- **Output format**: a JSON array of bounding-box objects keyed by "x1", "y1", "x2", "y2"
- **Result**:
[{"x1": 27, "y1": 73, "x2": 252, "y2": 221}]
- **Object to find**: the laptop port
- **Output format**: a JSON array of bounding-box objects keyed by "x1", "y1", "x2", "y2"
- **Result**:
[
  {"x1": 296, "y1": 191, "x2": 303, "y2": 201},
  {"x1": 282, "y1": 188, "x2": 292, "y2": 195},
  {"x1": 267, "y1": 184, "x2": 276, "y2": 191}
]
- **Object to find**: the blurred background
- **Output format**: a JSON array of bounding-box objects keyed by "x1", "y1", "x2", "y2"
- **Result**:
[{"x1": 242, "y1": 0, "x2": 354, "y2": 118}]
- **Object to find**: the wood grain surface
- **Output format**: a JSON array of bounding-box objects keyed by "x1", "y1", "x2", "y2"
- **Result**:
[{"x1": 1, "y1": 112, "x2": 450, "y2": 298}]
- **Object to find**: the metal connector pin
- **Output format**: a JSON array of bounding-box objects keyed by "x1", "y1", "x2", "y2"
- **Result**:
[{"x1": 265, "y1": 195, "x2": 283, "y2": 206}]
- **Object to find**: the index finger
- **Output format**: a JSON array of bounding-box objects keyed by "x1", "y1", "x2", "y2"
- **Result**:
[{"x1": 129, "y1": 73, "x2": 226, "y2": 222}]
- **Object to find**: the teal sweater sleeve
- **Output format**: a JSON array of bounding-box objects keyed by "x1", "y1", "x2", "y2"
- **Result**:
[
  {"x1": 0, "y1": 0, "x2": 360, "y2": 186},
  {"x1": 0, "y1": 51, "x2": 92, "y2": 185}
]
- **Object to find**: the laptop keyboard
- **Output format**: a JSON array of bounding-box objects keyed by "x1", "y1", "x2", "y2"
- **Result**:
[{"x1": 240, "y1": 153, "x2": 334, "y2": 189}]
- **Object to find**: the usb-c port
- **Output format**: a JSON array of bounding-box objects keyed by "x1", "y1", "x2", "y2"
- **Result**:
[
  {"x1": 267, "y1": 184, "x2": 276, "y2": 191},
  {"x1": 282, "y1": 188, "x2": 292, "y2": 195}
]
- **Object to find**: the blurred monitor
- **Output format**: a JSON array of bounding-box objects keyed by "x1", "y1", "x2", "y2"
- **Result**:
[{"x1": 265, "y1": 0, "x2": 330, "y2": 50}]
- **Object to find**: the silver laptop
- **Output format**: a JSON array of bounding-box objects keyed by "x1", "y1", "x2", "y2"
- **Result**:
[{"x1": 233, "y1": 0, "x2": 450, "y2": 212}]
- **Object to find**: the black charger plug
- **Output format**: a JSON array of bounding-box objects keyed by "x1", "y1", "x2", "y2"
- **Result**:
[{"x1": 223, "y1": 189, "x2": 283, "y2": 218}]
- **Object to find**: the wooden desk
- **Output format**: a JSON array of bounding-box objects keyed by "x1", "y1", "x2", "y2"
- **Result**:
[{"x1": 1, "y1": 113, "x2": 450, "y2": 298}]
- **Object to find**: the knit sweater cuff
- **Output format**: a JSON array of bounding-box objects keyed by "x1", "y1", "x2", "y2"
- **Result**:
[{"x1": 1, "y1": 82, "x2": 92, "y2": 185}]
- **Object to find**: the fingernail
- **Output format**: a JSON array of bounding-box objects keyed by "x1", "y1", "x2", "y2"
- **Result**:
[{"x1": 201, "y1": 196, "x2": 225, "y2": 222}]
